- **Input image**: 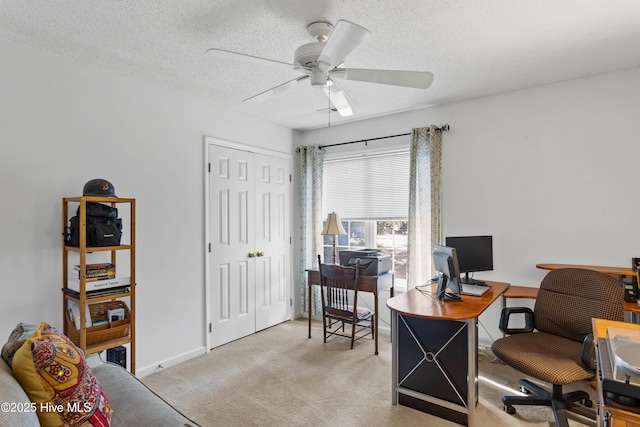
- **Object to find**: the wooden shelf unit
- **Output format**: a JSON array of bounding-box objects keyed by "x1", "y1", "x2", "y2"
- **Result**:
[{"x1": 62, "y1": 196, "x2": 136, "y2": 374}]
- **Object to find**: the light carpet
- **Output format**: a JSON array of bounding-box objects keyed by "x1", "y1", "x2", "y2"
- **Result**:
[{"x1": 142, "y1": 319, "x2": 597, "y2": 427}]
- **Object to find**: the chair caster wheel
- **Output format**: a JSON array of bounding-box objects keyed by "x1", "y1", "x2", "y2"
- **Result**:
[
  {"x1": 504, "y1": 405, "x2": 516, "y2": 414},
  {"x1": 582, "y1": 399, "x2": 593, "y2": 408},
  {"x1": 519, "y1": 386, "x2": 531, "y2": 394}
]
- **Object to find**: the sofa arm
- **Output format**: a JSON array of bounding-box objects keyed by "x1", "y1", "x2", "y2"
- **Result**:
[
  {"x1": 0, "y1": 360, "x2": 40, "y2": 427},
  {"x1": 499, "y1": 306, "x2": 534, "y2": 335},
  {"x1": 92, "y1": 362, "x2": 200, "y2": 427}
]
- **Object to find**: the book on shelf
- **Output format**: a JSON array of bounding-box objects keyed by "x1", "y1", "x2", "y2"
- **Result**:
[
  {"x1": 82, "y1": 274, "x2": 116, "y2": 282},
  {"x1": 74, "y1": 263, "x2": 115, "y2": 271},
  {"x1": 67, "y1": 276, "x2": 131, "y2": 293},
  {"x1": 74, "y1": 263, "x2": 116, "y2": 279},
  {"x1": 67, "y1": 301, "x2": 92, "y2": 329},
  {"x1": 63, "y1": 286, "x2": 130, "y2": 299},
  {"x1": 74, "y1": 262, "x2": 115, "y2": 270},
  {"x1": 107, "y1": 308, "x2": 125, "y2": 325}
]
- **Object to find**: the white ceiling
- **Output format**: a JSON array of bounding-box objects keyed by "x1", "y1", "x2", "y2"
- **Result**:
[{"x1": 2, "y1": 0, "x2": 640, "y2": 131}]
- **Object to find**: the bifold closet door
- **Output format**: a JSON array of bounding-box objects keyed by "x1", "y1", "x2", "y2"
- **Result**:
[
  {"x1": 254, "y1": 153, "x2": 290, "y2": 332},
  {"x1": 208, "y1": 145, "x2": 290, "y2": 349},
  {"x1": 209, "y1": 145, "x2": 256, "y2": 348}
]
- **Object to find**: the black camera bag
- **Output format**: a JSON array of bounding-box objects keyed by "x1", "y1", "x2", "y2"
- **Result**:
[{"x1": 65, "y1": 203, "x2": 122, "y2": 247}]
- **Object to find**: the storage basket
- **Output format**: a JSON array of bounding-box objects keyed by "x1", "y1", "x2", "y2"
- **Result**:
[{"x1": 65, "y1": 300, "x2": 131, "y2": 347}]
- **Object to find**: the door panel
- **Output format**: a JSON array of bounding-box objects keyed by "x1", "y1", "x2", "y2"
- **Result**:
[
  {"x1": 218, "y1": 263, "x2": 230, "y2": 320},
  {"x1": 255, "y1": 154, "x2": 290, "y2": 331},
  {"x1": 257, "y1": 257, "x2": 271, "y2": 307},
  {"x1": 209, "y1": 146, "x2": 255, "y2": 348}
]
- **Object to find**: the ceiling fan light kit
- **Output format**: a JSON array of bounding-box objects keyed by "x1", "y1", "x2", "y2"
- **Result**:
[
  {"x1": 207, "y1": 19, "x2": 433, "y2": 118},
  {"x1": 323, "y1": 85, "x2": 353, "y2": 116}
]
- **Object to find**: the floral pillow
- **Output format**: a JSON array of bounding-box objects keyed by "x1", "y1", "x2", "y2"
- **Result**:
[{"x1": 11, "y1": 322, "x2": 112, "y2": 427}]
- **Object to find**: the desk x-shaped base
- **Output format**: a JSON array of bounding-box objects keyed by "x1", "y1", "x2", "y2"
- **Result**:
[{"x1": 391, "y1": 312, "x2": 479, "y2": 426}]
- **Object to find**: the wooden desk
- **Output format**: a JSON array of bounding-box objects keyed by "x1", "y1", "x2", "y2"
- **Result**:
[
  {"x1": 537, "y1": 263, "x2": 635, "y2": 277},
  {"x1": 305, "y1": 269, "x2": 394, "y2": 355},
  {"x1": 592, "y1": 318, "x2": 640, "y2": 427},
  {"x1": 504, "y1": 287, "x2": 640, "y2": 314},
  {"x1": 386, "y1": 281, "x2": 509, "y2": 426},
  {"x1": 503, "y1": 285, "x2": 539, "y2": 300},
  {"x1": 514, "y1": 270, "x2": 640, "y2": 321}
]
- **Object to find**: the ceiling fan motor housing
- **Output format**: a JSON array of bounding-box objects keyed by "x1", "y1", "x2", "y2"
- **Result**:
[
  {"x1": 294, "y1": 42, "x2": 325, "y2": 68},
  {"x1": 293, "y1": 21, "x2": 336, "y2": 71}
]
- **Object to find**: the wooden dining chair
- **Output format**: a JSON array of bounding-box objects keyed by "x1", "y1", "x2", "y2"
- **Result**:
[{"x1": 317, "y1": 255, "x2": 374, "y2": 351}]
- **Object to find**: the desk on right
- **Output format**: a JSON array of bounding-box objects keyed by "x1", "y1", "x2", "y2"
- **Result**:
[
  {"x1": 504, "y1": 286, "x2": 640, "y2": 316},
  {"x1": 592, "y1": 318, "x2": 640, "y2": 427},
  {"x1": 537, "y1": 263, "x2": 636, "y2": 278},
  {"x1": 504, "y1": 265, "x2": 640, "y2": 322}
]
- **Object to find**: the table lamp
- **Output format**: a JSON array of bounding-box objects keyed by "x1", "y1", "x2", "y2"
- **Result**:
[{"x1": 321, "y1": 212, "x2": 347, "y2": 264}]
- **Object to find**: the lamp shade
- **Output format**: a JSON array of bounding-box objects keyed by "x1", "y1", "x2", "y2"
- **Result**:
[{"x1": 321, "y1": 212, "x2": 347, "y2": 235}]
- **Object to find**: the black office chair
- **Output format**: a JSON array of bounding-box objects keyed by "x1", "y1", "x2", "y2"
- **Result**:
[{"x1": 491, "y1": 268, "x2": 624, "y2": 427}]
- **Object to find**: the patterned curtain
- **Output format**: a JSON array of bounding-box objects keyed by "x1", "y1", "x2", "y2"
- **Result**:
[
  {"x1": 407, "y1": 126, "x2": 442, "y2": 289},
  {"x1": 298, "y1": 145, "x2": 324, "y2": 315}
]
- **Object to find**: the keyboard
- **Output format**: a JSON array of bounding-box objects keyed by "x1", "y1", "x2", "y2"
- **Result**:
[{"x1": 460, "y1": 283, "x2": 490, "y2": 296}]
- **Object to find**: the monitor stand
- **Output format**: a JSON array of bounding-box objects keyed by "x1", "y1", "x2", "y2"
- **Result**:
[
  {"x1": 461, "y1": 272, "x2": 485, "y2": 285},
  {"x1": 436, "y1": 275, "x2": 463, "y2": 302}
]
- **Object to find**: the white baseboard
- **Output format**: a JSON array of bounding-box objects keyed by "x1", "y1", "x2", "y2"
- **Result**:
[
  {"x1": 378, "y1": 324, "x2": 391, "y2": 337},
  {"x1": 136, "y1": 346, "x2": 206, "y2": 378}
]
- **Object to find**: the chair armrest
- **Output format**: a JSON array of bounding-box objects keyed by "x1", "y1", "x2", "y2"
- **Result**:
[
  {"x1": 499, "y1": 307, "x2": 534, "y2": 335},
  {"x1": 581, "y1": 333, "x2": 597, "y2": 370}
]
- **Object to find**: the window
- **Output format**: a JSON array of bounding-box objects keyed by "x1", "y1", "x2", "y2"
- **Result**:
[
  {"x1": 322, "y1": 219, "x2": 407, "y2": 286},
  {"x1": 376, "y1": 220, "x2": 408, "y2": 282},
  {"x1": 323, "y1": 150, "x2": 410, "y2": 287}
]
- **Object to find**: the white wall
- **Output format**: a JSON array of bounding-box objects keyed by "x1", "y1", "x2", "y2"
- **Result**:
[
  {"x1": 296, "y1": 67, "x2": 640, "y2": 345},
  {"x1": 3, "y1": 31, "x2": 639, "y2": 367},
  {"x1": 0, "y1": 36, "x2": 295, "y2": 374}
]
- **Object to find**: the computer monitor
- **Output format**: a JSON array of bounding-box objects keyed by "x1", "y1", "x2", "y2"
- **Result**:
[
  {"x1": 432, "y1": 244, "x2": 462, "y2": 301},
  {"x1": 445, "y1": 235, "x2": 493, "y2": 284}
]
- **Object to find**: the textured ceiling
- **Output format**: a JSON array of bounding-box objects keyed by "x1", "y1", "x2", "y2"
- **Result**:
[{"x1": 2, "y1": 0, "x2": 640, "y2": 130}]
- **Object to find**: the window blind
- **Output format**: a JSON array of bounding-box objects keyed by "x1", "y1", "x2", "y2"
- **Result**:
[{"x1": 322, "y1": 151, "x2": 410, "y2": 219}]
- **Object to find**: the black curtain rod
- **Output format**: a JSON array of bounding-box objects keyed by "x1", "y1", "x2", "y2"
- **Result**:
[
  {"x1": 321, "y1": 132, "x2": 410, "y2": 149},
  {"x1": 296, "y1": 124, "x2": 449, "y2": 152}
]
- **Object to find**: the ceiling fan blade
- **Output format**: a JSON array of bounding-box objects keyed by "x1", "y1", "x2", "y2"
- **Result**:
[
  {"x1": 331, "y1": 68, "x2": 434, "y2": 89},
  {"x1": 206, "y1": 48, "x2": 296, "y2": 68},
  {"x1": 243, "y1": 76, "x2": 310, "y2": 103},
  {"x1": 316, "y1": 20, "x2": 370, "y2": 72},
  {"x1": 322, "y1": 79, "x2": 357, "y2": 117}
]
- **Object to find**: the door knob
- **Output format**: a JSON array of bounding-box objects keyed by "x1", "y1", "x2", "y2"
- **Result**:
[
  {"x1": 256, "y1": 251, "x2": 264, "y2": 257},
  {"x1": 248, "y1": 252, "x2": 256, "y2": 258}
]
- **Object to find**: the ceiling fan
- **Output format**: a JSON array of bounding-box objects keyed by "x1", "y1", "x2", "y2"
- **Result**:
[{"x1": 206, "y1": 20, "x2": 434, "y2": 117}]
